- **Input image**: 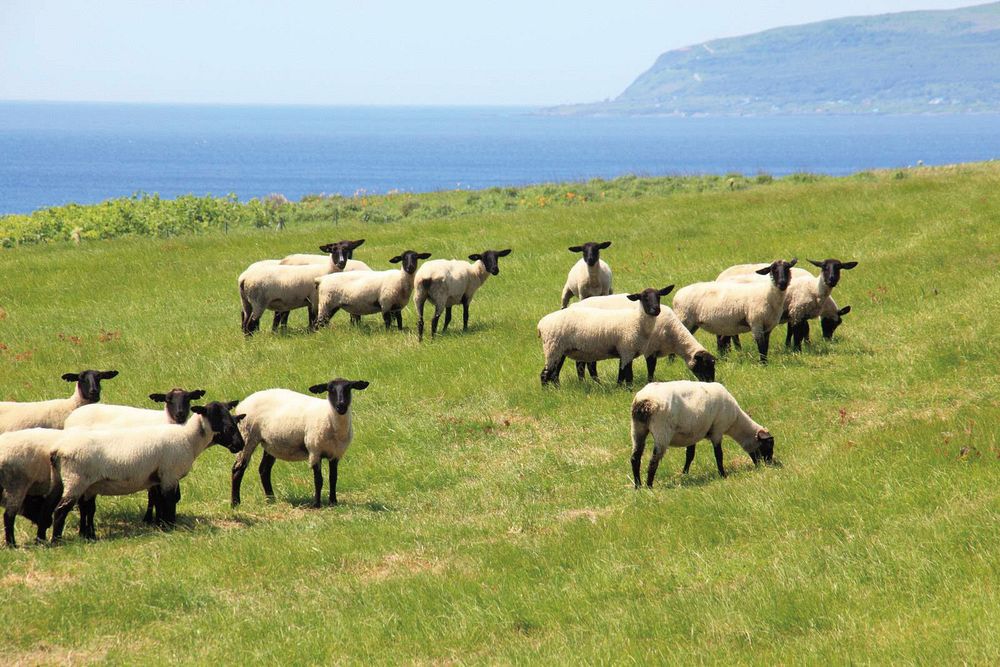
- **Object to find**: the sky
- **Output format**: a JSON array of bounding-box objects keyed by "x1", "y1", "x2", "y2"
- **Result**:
[{"x1": 0, "y1": 1, "x2": 985, "y2": 106}]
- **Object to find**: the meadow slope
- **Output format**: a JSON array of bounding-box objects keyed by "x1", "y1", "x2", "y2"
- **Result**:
[{"x1": 1, "y1": 163, "x2": 999, "y2": 664}]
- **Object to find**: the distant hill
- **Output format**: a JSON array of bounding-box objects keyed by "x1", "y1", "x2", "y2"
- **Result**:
[{"x1": 549, "y1": 2, "x2": 1000, "y2": 115}]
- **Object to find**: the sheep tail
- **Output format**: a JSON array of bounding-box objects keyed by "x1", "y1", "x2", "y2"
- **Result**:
[{"x1": 631, "y1": 399, "x2": 654, "y2": 424}]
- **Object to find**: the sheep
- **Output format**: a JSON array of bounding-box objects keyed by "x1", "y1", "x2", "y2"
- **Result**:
[
  {"x1": 630, "y1": 381, "x2": 774, "y2": 488},
  {"x1": 716, "y1": 259, "x2": 857, "y2": 350},
  {"x1": 412, "y1": 249, "x2": 512, "y2": 341},
  {"x1": 49, "y1": 401, "x2": 246, "y2": 541},
  {"x1": 561, "y1": 241, "x2": 613, "y2": 308},
  {"x1": 64, "y1": 387, "x2": 207, "y2": 525},
  {"x1": 230, "y1": 379, "x2": 369, "y2": 508},
  {"x1": 0, "y1": 429, "x2": 63, "y2": 546},
  {"x1": 280, "y1": 240, "x2": 372, "y2": 270},
  {"x1": 0, "y1": 370, "x2": 119, "y2": 434},
  {"x1": 314, "y1": 250, "x2": 432, "y2": 330},
  {"x1": 671, "y1": 259, "x2": 797, "y2": 363},
  {"x1": 238, "y1": 239, "x2": 365, "y2": 335},
  {"x1": 537, "y1": 287, "x2": 673, "y2": 386},
  {"x1": 569, "y1": 294, "x2": 716, "y2": 383}
]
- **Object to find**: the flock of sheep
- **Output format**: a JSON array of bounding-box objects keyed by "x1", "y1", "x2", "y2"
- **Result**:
[{"x1": 0, "y1": 235, "x2": 856, "y2": 547}]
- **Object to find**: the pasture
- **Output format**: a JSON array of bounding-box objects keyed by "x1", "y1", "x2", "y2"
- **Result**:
[{"x1": 1, "y1": 163, "x2": 999, "y2": 664}]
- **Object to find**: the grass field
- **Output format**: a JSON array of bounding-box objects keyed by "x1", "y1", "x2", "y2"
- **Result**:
[{"x1": 1, "y1": 163, "x2": 999, "y2": 664}]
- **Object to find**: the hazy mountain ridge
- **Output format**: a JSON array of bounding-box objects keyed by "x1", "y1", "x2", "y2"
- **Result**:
[{"x1": 550, "y1": 2, "x2": 1000, "y2": 115}]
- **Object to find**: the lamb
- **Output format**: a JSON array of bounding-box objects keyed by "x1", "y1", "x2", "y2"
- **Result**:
[
  {"x1": 230, "y1": 378, "x2": 369, "y2": 508},
  {"x1": 537, "y1": 287, "x2": 673, "y2": 386},
  {"x1": 238, "y1": 239, "x2": 365, "y2": 335},
  {"x1": 314, "y1": 250, "x2": 432, "y2": 330},
  {"x1": 561, "y1": 241, "x2": 612, "y2": 308},
  {"x1": 671, "y1": 259, "x2": 797, "y2": 363},
  {"x1": 49, "y1": 401, "x2": 246, "y2": 541},
  {"x1": 716, "y1": 259, "x2": 857, "y2": 350},
  {"x1": 0, "y1": 370, "x2": 119, "y2": 434},
  {"x1": 630, "y1": 381, "x2": 774, "y2": 488},
  {"x1": 64, "y1": 387, "x2": 207, "y2": 524},
  {"x1": 412, "y1": 248, "x2": 512, "y2": 341},
  {"x1": 569, "y1": 294, "x2": 716, "y2": 383},
  {"x1": 0, "y1": 429, "x2": 63, "y2": 546}
]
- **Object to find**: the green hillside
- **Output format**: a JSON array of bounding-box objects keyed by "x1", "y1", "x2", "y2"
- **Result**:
[
  {"x1": 1, "y1": 163, "x2": 1000, "y2": 663},
  {"x1": 552, "y1": 2, "x2": 1000, "y2": 115}
]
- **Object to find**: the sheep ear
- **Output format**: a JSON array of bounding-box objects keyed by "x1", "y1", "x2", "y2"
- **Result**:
[
  {"x1": 308, "y1": 384, "x2": 328, "y2": 394},
  {"x1": 788, "y1": 258, "x2": 798, "y2": 267},
  {"x1": 99, "y1": 370, "x2": 119, "y2": 379},
  {"x1": 351, "y1": 239, "x2": 365, "y2": 248},
  {"x1": 417, "y1": 252, "x2": 432, "y2": 259},
  {"x1": 496, "y1": 249, "x2": 512, "y2": 257},
  {"x1": 756, "y1": 429, "x2": 771, "y2": 440},
  {"x1": 468, "y1": 254, "x2": 482, "y2": 261},
  {"x1": 568, "y1": 245, "x2": 583, "y2": 252},
  {"x1": 658, "y1": 285, "x2": 674, "y2": 296},
  {"x1": 754, "y1": 266, "x2": 772, "y2": 275},
  {"x1": 225, "y1": 400, "x2": 239, "y2": 410},
  {"x1": 840, "y1": 261, "x2": 858, "y2": 270},
  {"x1": 232, "y1": 413, "x2": 247, "y2": 424},
  {"x1": 626, "y1": 293, "x2": 642, "y2": 301},
  {"x1": 838, "y1": 305, "x2": 852, "y2": 316},
  {"x1": 807, "y1": 259, "x2": 823, "y2": 267},
  {"x1": 149, "y1": 393, "x2": 167, "y2": 403},
  {"x1": 62, "y1": 373, "x2": 80, "y2": 382},
  {"x1": 190, "y1": 406, "x2": 207, "y2": 415},
  {"x1": 389, "y1": 255, "x2": 402, "y2": 263},
  {"x1": 190, "y1": 389, "x2": 207, "y2": 400},
  {"x1": 597, "y1": 241, "x2": 612, "y2": 249},
  {"x1": 318, "y1": 244, "x2": 333, "y2": 252},
  {"x1": 350, "y1": 380, "x2": 370, "y2": 390}
]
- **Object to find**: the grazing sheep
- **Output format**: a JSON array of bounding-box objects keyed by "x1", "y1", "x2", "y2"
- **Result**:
[
  {"x1": 0, "y1": 370, "x2": 119, "y2": 434},
  {"x1": 0, "y1": 429, "x2": 63, "y2": 546},
  {"x1": 717, "y1": 259, "x2": 857, "y2": 350},
  {"x1": 64, "y1": 388, "x2": 207, "y2": 525},
  {"x1": 413, "y1": 249, "x2": 512, "y2": 341},
  {"x1": 561, "y1": 241, "x2": 613, "y2": 308},
  {"x1": 231, "y1": 379, "x2": 369, "y2": 508},
  {"x1": 672, "y1": 259, "x2": 797, "y2": 363},
  {"x1": 630, "y1": 381, "x2": 774, "y2": 488},
  {"x1": 239, "y1": 239, "x2": 365, "y2": 334},
  {"x1": 537, "y1": 287, "x2": 673, "y2": 386},
  {"x1": 569, "y1": 294, "x2": 716, "y2": 383},
  {"x1": 314, "y1": 250, "x2": 432, "y2": 330},
  {"x1": 50, "y1": 401, "x2": 246, "y2": 541}
]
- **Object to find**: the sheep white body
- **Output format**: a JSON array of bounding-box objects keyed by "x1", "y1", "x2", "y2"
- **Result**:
[
  {"x1": 234, "y1": 389, "x2": 353, "y2": 468},
  {"x1": 561, "y1": 258, "x2": 612, "y2": 308},
  {"x1": 65, "y1": 404, "x2": 176, "y2": 430},
  {"x1": 0, "y1": 429, "x2": 63, "y2": 543},
  {"x1": 671, "y1": 279, "x2": 785, "y2": 337},
  {"x1": 238, "y1": 259, "x2": 338, "y2": 326},
  {"x1": 413, "y1": 258, "x2": 491, "y2": 311},
  {"x1": 315, "y1": 267, "x2": 417, "y2": 322},
  {"x1": 537, "y1": 305, "x2": 657, "y2": 377},
  {"x1": 0, "y1": 387, "x2": 92, "y2": 434},
  {"x1": 281, "y1": 255, "x2": 371, "y2": 271},
  {"x1": 717, "y1": 265, "x2": 835, "y2": 326}
]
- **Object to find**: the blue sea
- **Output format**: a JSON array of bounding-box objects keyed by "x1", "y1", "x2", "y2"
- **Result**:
[{"x1": 1, "y1": 102, "x2": 998, "y2": 214}]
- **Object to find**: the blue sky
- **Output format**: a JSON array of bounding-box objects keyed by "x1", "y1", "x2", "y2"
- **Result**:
[{"x1": 0, "y1": 1, "x2": 982, "y2": 105}]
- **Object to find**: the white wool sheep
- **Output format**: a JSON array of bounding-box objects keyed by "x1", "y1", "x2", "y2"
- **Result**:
[
  {"x1": 314, "y1": 250, "x2": 431, "y2": 330},
  {"x1": 50, "y1": 401, "x2": 245, "y2": 540},
  {"x1": 561, "y1": 241, "x2": 613, "y2": 308},
  {"x1": 672, "y1": 259, "x2": 797, "y2": 363},
  {"x1": 231, "y1": 379, "x2": 369, "y2": 508},
  {"x1": 570, "y1": 294, "x2": 715, "y2": 383},
  {"x1": 537, "y1": 287, "x2": 673, "y2": 386},
  {"x1": 0, "y1": 370, "x2": 119, "y2": 434},
  {"x1": 412, "y1": 249, "x2": 512, "y2": 341},
  {"x1": 630, "y1": 381, "x2": 774, "y2": 488},
  {"x1": 239, "y1": 239, "x2": 366, "y2": 334},
  {"x1": 0, "y1": 429, "x2": 63, "y2": 546},
  {"x1": 281, "y1": 256, "x2": 371, "y2": 271}
]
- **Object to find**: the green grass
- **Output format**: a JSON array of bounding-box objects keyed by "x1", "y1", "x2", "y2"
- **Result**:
[{"x1": 1, "y1": 163, "x2": 999, "y2": 664}]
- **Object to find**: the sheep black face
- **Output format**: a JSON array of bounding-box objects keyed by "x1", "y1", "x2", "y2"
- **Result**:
[
  {"x1": 568, "y1": 241, "x2": 611, "y2": 267},
  {"x1": 748, "y1": 429, "x2": 775, "y2": 465},
  {"x1": 320, "y1": 239, "x2": 366, "y2": 270},
  {"x1": 469, "y1": 248, "x2": 512, "y2": 276},
  {"x1": 149, "y1": 388, "x2": 206, "y2": 424},
  {"x1": 689, "y1": 350, "x2": 716, "y2": 383},
  {"x1": 626, "y1": 285, "x2": 674, "y2": 317},
  {"x1": 807, "y1": 258, "x2": 859, "y2": 288},
  {"x1": 61, "y1": 369, "x2": 119, "y2": 403},
  {"x1": 755, "y1": 259, "x2": 798, "y2": 291},
  {"x1": 389, "y1": 250, "x2": 433, "y2": 274},
  {"x1": 309, "y1": 379, "x2": 370, "y2": 415},
  {"x1": 194, "y1": 401, "x2": 246, "y2": 453},
  {"x1": 821, "y1": 305, "x2": 852, "y2": 340}
]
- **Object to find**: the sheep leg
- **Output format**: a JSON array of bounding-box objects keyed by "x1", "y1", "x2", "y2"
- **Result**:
[
  {"x1": 645, "y1": 355, "x2": 657, "y2": 382},
  {"x1": 442, "y1": 306, "x2": 452, "y2": 332},
  {"x1": 617, "y1": 357, "x2": 635, "y2": 385},
  {"x1": 382, "y1": 311, "x2": 393, "y2": 330},
  {"x1": 646, "y1": 442, "x2": 667, "y2": 488},
  {"x1": 329, "y1": 458, "x2": 339, "y2": 506},
  {"x1": 416, "y1": 297, "x2": 427, "y2": 341},
  {"x1": 259, "y1": 452, "x2": 276, "y2": 501},
  {"x1": 163, "y1": 487, "x2": 179, "y2": 527},
  {"x1": 51, "y1": 496, "x2": 79, "y2": 542},
  {"x1": 461, "y1": 295, "x2": 470, "y2": 330},
  {"x1": 144, "y1": 487, "x2": 158, "y2": 524},
  {"x1": 3, "y1": 509, "x2": 16, "y2": 547},
  {"x1": 230, "y1": 451, "x2": 254, "y2": 507},
  {"x1": 682, "y1": 445, "x2": 696, "y2": 474},
  {"x1": 560, "y1": 288, "x2": 572, "y2": 309},
  {"x1": 395, "y1": 310, "x2": 403, "y2": 330},
  {"x1": 785, "y1": 323, "x2": 794, "y2": 347},
  {"x1": 792, "y1": 322, "x2": 808, "y2": 351},
  {"x1": 271, "y1": 311, "x2": 284, "y2": 332},
  {"x1": 79, "y1": 497, "x2": 97, "y2": 540},
  {"x1": 350, "y1": 314, "x2": 361, "y2": 326},
  {"x1": 630, "y1": 423, "x2": 648, "y2": 489},
  {"x1": 753, "y1": 330, "x2": 771, "y2": 364},
  {"x1": 587, "y1": 362, "x2": 598, "y2": 380},
  {"x1": 802, "y1": 320, "x2": 812, "y2": 343},
  {"x1": 430, "y1": 304, "x2": 443, "y2": 337},
  {"x1": 712, "y1": 441, "x2": 727, "y2": 478},
  {"x1": 311, "y1": 464, "x2": 323, "y2": 509},
  {"x1": 716, "y1": 336, "x2": 732, "y2": 356}
]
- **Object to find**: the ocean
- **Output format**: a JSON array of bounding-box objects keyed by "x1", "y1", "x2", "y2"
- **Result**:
[{"x1": 1, "y1": 102, "x2": 998, "y2": 214}]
